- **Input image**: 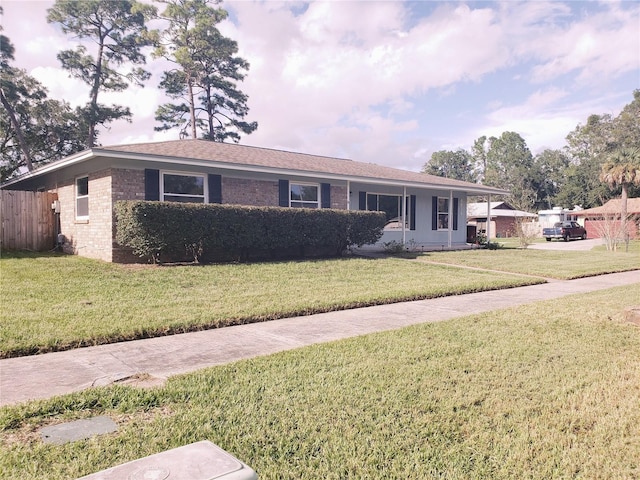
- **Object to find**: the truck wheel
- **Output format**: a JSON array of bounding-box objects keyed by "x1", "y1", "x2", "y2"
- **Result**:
[{"x1": 581, "y1": 233, "x2": 586, "y2": 240}]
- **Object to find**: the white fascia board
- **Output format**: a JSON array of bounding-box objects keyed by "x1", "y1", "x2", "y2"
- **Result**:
[{"x1": 1, "y1": 149, "x2": 95, "y2": 188}]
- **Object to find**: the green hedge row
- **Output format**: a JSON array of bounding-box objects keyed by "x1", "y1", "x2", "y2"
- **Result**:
[{"x1": 115, "y1": 201, "x2": 386, "y2": 263}]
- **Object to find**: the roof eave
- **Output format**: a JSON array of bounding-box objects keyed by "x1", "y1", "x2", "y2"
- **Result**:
[{"x1": 1, "y1": 149, "x2": 95, "y2": 188}]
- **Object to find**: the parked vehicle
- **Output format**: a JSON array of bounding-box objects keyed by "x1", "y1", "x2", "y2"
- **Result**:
[{"x1": 542, "y1": 221, "x2": 587, "y2": 241}]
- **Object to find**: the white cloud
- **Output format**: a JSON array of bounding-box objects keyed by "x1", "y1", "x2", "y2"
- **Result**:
[
  {"x1": 2, "y1": 0, "x2": 638, "y2": 170},
  {"x1": 30, "y1": 66, "x2": 87, "y2": 107}
]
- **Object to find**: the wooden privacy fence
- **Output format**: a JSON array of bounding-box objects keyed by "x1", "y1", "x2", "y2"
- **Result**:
[{"x1": 1, "y1": 190, "x2": 58, "y2": 251}]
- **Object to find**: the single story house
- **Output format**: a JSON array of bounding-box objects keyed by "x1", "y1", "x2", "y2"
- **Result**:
[
  {"x1": 1, "y1": 139, "x2": 507, "y2": 262},
  {"x1": 574, "y1": 197, "x2": 640, "y2": 240},
  {"x1": 467, "y1": 201, "x2": 537, "y2": 238}
]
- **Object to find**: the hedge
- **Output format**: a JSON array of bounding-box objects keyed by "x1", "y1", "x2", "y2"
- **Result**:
[{"x1": 115, "y1": 201, "x2": 386, "y2": 263}]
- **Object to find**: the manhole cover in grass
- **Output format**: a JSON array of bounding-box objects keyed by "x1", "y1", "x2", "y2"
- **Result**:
[{"x1": 40, "y1": 416, "x2": 117, "y2": 445}]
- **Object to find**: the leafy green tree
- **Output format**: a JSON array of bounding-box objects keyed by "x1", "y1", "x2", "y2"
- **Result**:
[
  {"x1": 562, "y1": 91, "x2": 640, "y2": 208},
  {"x1": 484, "y1": 132, "x2": 539, "y2": 211},
  {"x1": 47, "y1": 0, "x2": 155, "y2": 147},
  {"x1": 0, "y1": 11, "x2": 33, "y2": 171},
  {"x1": 471, "y1": 135, "x2": 488, "y2": 183},
  {"x1": 152, "y1": 0, "x2": 257, "y2": 142},
  {"x1": 534, "y1": 149, "x2": 570, "y2": 209},
  {"x1": 612, "y1": 89, "x2": 640, "y2": 151},
  {"x1": 1, "y1": 33, "x2": 85, "y2": 180},
  {"x1": 563, "y1": 113, "x2": 616, "y2": 208},
  {"x1": 422, "y1": 149, "x2": 476, "y2": 182}
]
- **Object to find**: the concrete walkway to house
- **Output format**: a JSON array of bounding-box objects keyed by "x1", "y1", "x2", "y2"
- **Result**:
[{"x1": 1, "y1": 270, "x2": 638, "y2": 407}]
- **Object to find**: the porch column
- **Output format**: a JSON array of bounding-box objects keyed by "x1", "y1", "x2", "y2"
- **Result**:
[
  {"x1": 486, "y1": 194, "x2": 492, "y2": 241},
  {"x1": 346, "y1": 181, "x2": 351, "y2": 210},
  {"x1": 402, "y1": 186, "x2": 407, "y2": 245},
  {"x1": 448, "y1": 190, "x2": 453, "y2": 248}
]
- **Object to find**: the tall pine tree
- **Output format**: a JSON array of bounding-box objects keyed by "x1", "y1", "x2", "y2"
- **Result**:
[
  {"x1": 47, "y1": 0, "x2": 155, "y2": 147},
  {"x1": 153, "y1": 0, "x2": 257, "y2": 142}
]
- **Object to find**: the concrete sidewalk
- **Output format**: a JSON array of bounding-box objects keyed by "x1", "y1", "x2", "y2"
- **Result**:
[{"x1": 1, "y1": 270, "x2": 638, "y2": 407}]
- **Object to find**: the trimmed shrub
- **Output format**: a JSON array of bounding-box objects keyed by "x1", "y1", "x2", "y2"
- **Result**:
[{"x1": 115, "y1": 201, "x2": 386, "y2": 263}]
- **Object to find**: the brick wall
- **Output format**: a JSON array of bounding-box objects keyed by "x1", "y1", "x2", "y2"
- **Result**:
[
  {"x1": 222, "y1": 177, "x2": 280, "y2": 206},
  {"x1": 494, "y1": 217, "x2": 515, "y2": 237},
  {"x1": 58, "y1": 169, "x2": 114, "y2": 262},
  {"x1": 221, "y1": 178, "x2": 347, "y2": 209},
  {"x1": 57, "y1": 168, "x2": 350, "y2": 263},
  {"x1": 111, "y1": 169, "x2": 145, "y2": 263},
  {"x1": 330, "y1": 185, "x2": 347, "y2": 209}
]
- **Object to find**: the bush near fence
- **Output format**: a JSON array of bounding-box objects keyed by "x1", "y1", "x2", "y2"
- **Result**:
[{"x1": 115, "y1": 201, "x2": 386, "y2": 263}]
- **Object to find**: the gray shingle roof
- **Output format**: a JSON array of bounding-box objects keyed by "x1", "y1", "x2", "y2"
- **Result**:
[
  {"x1": 98, "y1": 139, "x2": 507, "y2": 194},
  {"x1": 2, "y1": 139, "x2": 508, "y2": 195}
]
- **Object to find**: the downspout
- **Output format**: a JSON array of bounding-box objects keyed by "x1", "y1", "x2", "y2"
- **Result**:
[
  {"x1": 448, "y1": 190, "x2": 453, "y2": 248},
  {"x1": 402, "y1": 186, "x2": 407, "y2": 245},
  {"x1": 486, "y1": 194, "x2": 492, "y2": 242}
]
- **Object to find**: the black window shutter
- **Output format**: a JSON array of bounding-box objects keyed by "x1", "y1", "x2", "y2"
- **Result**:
[
  {"x1": 145, "y1": 169, "x2": 160, "y2": 201},
  {"x1": 410, "y1": 195, "x2": 416, "y2": 231},
  {"x1": 453, "y1": 197, "x2": 459, "y2": 230},
  {"x1": 359, "y1": 192, "x2": 367, "y2": 211},
  {"x1": 431, "y1": 196, "x2": 438, "y2": 230},
  {"x1": 278, "y1": 179, "x2": 289, "y2": 207},
  {"x1": 321, "y1": 183, "x2": 331, "y2": 208},
  {"x1": 208, "y1": 174, "x2": 222, "y2": 204}
]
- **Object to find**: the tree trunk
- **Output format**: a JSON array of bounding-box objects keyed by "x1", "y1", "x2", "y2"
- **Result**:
[
  {"x1": 88, "y1": 42, "x2": 105, "y2": 148},
  {"x1": 205, "y1": 84, "x2": 215, "y2": 139},
  {"x1": 0, "y1": 86, "x2": 34, "y2": 171},
  {"x1": 187, "y1": 77, "x2": 197, "y2": 139},
  {"x1": 621, "y1": 184, "x2": 629, "y2": 251}
]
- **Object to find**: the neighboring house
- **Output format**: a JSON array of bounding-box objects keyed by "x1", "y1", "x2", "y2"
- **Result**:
[
  {"x1": 537, "y1": 206, "x2": 582, "y2": 230},
  {"x1": 1, "y1": 139, "x2": 507, "y2": 262},
  {"x1": 467, "y1": 201, "x2": 537, "y2": 238},
  {"x1": 574, "y1": 197, "x2": 640, "y2": 240}
]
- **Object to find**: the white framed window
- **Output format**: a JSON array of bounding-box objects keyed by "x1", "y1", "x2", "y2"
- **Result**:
[
  {"x1": 366, "y1": 193, "x2": 406, "y2": 230},
  {"x1": 437, "y1": 197, "x2": 449, "y2": 230},
  {"x1": 75, "y1": 176, "x2": 89, "y2": 220},
  {"x1": 161, "y1": 171, "x2": 206, "y2": 203},
  {"x1": 290, "y1": 183, "x2": 319, "y2": 208}
]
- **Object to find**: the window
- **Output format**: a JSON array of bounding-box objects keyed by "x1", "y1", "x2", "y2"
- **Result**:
[
  {"x1": 290, "y1": 183, "x2": 319, "y2": 208},
  {"x1": 437, "y1": 197, "x2": 449, "y2": 230},
  {"x1": 161, "y1": 172, "x2": 206, "y2": 203},
  {"x1": 366, "y1": 193, "x2": 406, "y2": 230},
  {"x1": 75, "y1": 176, "x2": 89, "y2": 220}
]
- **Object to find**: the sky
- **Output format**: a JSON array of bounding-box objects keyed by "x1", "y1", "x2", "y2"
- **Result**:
[{"x1": 1, "y1": 0, "x2": 639, "y2": 172}]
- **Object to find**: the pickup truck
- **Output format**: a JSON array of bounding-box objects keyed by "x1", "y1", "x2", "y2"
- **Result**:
[{"x1": 542, "y1": 221, "x2": 587, "y2": 241}]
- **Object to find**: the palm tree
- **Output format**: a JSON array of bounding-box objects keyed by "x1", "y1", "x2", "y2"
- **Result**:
[{"x1": 599, "y1": 147, "x2": 640, "y2": 249}]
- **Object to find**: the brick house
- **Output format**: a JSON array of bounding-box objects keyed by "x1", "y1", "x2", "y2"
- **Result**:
[
  {"x1": 1, "y1": 140, "x2": 507, "y2": 262},
  {"x1": 575, "y1": 197, "x2": 640, "y2": 240},
  {"x1": 467, "y1": 201, "x2": 537, "y2": 238}
]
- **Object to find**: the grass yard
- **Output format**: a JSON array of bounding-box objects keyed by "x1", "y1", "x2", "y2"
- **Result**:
[
  {"x1": 0, "y1": 252, "x2": 545, "y2": 358},
  {"x1": 1, "y1": 285, "x2": 639, "y2": 479},
  {"x1": 417, "y1": 240, "x2": 640, "y2": 279}
]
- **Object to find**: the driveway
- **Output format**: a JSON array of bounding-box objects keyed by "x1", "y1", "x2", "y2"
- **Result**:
[{"x1": 528, "y1": 238, "x2": 605, "y2": 251}]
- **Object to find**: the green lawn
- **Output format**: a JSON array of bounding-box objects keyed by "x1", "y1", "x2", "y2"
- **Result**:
[
  {"x1": 0, "y1": 252, "x2": 544, "y2": 358},
  {"x1": 417, "y1": 241, "x2": 640, "y2": 279},
  {"x1": 1, "y1": 285, "x2": 638, "y2": 479}
]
